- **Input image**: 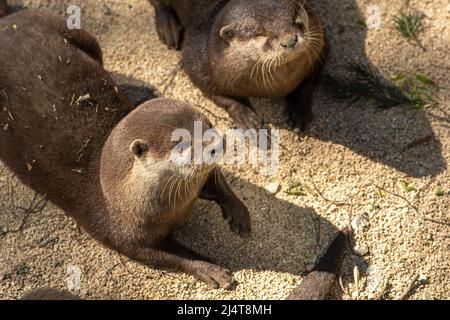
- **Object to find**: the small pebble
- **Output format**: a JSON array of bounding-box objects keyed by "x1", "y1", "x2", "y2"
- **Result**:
[
  {"x1": 419, "y1": 274, "x2": 428, "y2": 283},
  {"x1": 353, "y1": 243, "x2": 369, "y2": 256},
  {"x1": 351, "y1": 213, "x2": 369, "y2": 234},
  {"x1": 264, "y1": 182, "x2": 280, "y2": 195}
]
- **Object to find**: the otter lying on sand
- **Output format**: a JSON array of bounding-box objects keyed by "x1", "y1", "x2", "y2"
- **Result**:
[
  {"x1": 0, "y1": 9, "x2": 250, "y2": 289},
  {"x1": 149, "y1": 0, "x2": 326, "y2": 131}
]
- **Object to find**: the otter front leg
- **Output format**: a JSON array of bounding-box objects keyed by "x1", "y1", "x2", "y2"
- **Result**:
[
  {"x1": 212, "y1": 96, "x2": 260, "y2": 131},
  {"x1": 286, "y1": 59, "x2": 325, "y2": 131},
  {"x1": 199, "y1": 168, "x2": 251, "y2": 238},
  {"x1": 149, "y1": 0, "x2": 183, "y2": 50},
  {"x1": 122, "y1": 239, "x2": 234, "y2": 289}
]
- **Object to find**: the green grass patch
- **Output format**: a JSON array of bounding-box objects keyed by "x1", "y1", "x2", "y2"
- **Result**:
[
  {"x1": 283, "y1": 180, "x2": 306, "y2": 196},
  {"x1": 393, "y1": 10, "x2": 423, "y2": 40},
  {"x1": 434, "y1": 186, "x2": 445, "y2": 197},
  {"x1": 322, "y1": 64, "x2": 437, "y2": 109},
  {"x1": 400, "y1": 179, "x2": 417, "y2": 192}
]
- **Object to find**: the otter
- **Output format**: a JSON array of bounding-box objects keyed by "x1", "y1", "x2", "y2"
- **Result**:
[
  {"x1": 149, "y1": 0, "x2": 326, "y2": 131},
  {"x1": 0, "y1": 10, "x2": 251, "y2": 289},
  {"x1": 287, "y1": 227, "x2": 351, "y2": 300}
]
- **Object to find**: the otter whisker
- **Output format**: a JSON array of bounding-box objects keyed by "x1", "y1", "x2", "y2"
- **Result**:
[
  {"x1": 250, "y1": 56, "x2": 264, "y2": 80},
  {"x1": 265, "y1": 60, "x2": 272, "y2": 90},
  {"x1": 163, "y1": 174, "x2": 172, "y2": 207},
  {"x1": 307, "y1": 36, "x2": 325, "y2": 61},
  {"x1": 268, "y1": 57, "x2": 277, "y2": 89},
  {"x1": 183, "y1": 170, "x2": 191, "y2": 201},
  {"x1": 161, "y1": 174, "x2": 175, "y2": 202},
  {"x1": 176, "y1": 177, "x2": 183, "y2": 204},
  {"x1": 168, "y1": 175, "x2": 178, "y2": 209},
  {"x1": 262, "y1": 56, "x2": 273, "y2": 91},
  {"x1": 259, "y1": 58, "x2": 266, "y2": 90}
]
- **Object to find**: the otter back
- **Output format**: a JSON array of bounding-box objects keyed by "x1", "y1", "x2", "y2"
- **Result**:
[{"x1": 0, "y1": 11, "x2": 132, "y2": 217}]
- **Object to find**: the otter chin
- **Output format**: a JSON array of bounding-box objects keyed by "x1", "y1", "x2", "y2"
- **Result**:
[
  {"x1": 149, "y1": 0, "x2": 326, "y2": 130},
  {"x1": 1, "y1": 9, "x2": 250, "y2": 290}
]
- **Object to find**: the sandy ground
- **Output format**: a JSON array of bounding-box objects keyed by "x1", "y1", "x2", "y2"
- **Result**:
[{"x1": 0, "y1": 0, "x2": 449, "y2": 300}]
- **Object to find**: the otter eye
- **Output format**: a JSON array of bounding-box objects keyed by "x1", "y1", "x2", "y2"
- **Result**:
[
  {"x1": 295, "y1": 18, "x2": 306, "y2": 33},
  {"x1": 220, "y1": 25, "x2": 234, "y2": 41},
  {"x1": 130, "y1": 139, "x2": 148, "y2": 158}
]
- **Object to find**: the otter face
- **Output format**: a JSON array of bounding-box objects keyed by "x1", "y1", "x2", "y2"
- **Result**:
[
  {"x1": 217, "y1": 0, "x2": 321, "y2": 66},
  {"x1": 102, "y1": 99, "x2": 219, "y2": 211},
  {"x1": 120, "y1": 99, "x2": 221, "y2": 190}
]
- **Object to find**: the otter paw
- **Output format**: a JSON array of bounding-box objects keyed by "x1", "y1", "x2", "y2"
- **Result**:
[
  {"x1": 223, "y1": 201, "x2": 252, "y2": 238},
  {"x1": 154, "y1": 8, "x2": 183, "y2": 50},
  {"x1": 228, "y1": 104, "x2": 260, "y2": 131},
  {"x1": 191, "y1": 261, "x2": 234, "y2": 289},
  {"x1": 292, "y1": 110, "x2": 314, "y2": 132}
]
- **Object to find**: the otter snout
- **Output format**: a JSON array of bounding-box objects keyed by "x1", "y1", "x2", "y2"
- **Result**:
[{"x1": 280, "y1": 34, "x2": 299, "y2": 49}]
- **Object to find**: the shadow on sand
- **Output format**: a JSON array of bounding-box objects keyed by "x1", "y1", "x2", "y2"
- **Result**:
[
  {"x1": 257, "y1": 0, "x2": 445, "y2": 178},
  {"x1": 174, "y1": 170, "x2": 367, "y2": 299}
]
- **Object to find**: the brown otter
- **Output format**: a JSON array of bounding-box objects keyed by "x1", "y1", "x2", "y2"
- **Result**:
[
  {"x1": 0, "y1": 10, "x2": 251, "y2": 289},
  {"x1": 149, "y1": 0, "x2": 326, "y2": 131},
  {"x1": 287, "y1": 227, "x2": 351, "y2": 300}
]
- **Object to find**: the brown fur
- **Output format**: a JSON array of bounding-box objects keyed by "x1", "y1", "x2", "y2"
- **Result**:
[
  {"x1": 0, "y1": 0, "x2": 7, "y2": 17},
  {"x1": 0, "y1": 10, "x2": 250, "y2": 289},
  {"x1": 149, "y1": 0, "x2": 326, "y2": 130},
  {"x1": 287, "y1": 227, "x2": 351, "y2": 300}
]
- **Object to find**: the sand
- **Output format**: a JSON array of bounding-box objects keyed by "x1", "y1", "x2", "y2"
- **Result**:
[{"x1": 0, "y1": 0, "x2": 448, "y2": 300}]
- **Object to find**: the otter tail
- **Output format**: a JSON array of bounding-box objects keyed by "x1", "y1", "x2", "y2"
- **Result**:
[
  {"x1": 287, "y1": 226, "x2": 351, "y2": 300},
  {"x1": 0, "y1": 0, "x2": 7, "y2": 18}
]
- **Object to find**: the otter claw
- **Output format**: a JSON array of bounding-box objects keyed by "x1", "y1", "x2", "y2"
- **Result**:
[
  {"x1": 154, "y1": 6, "x2": 183, "y2": 50},
  {"x1": 292, "y1": 110, "x2": 314, "y2": 132},
  {"x1": 223, "y1": 203, "x2": 252, "y2": 238},
  {"x1": 191, "y1": 261, "x2": 235, "y2": 289},
  {"x1": 231, "y1": 107, "x2": 260, "y2": 131}
]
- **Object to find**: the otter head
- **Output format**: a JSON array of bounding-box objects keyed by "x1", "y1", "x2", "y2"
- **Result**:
[
  {"x1": 100, "y1": 98, "x2": 220, "y2": 216},
  {"x1": 215, "y1": 0, "x2": 322, "y2": 69}
]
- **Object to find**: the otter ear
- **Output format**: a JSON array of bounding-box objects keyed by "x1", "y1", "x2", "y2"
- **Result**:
[
  {"x1": 220, "y1": 25, "x2": 234, "y2": 41},
  {"x1": 130, "y1": 139, "x2": 149, "y2": 158}
]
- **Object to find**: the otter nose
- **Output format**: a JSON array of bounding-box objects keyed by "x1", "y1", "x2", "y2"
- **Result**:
[{"x1": 280, "y1": 34, "x2": 298, "y2": 49}]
